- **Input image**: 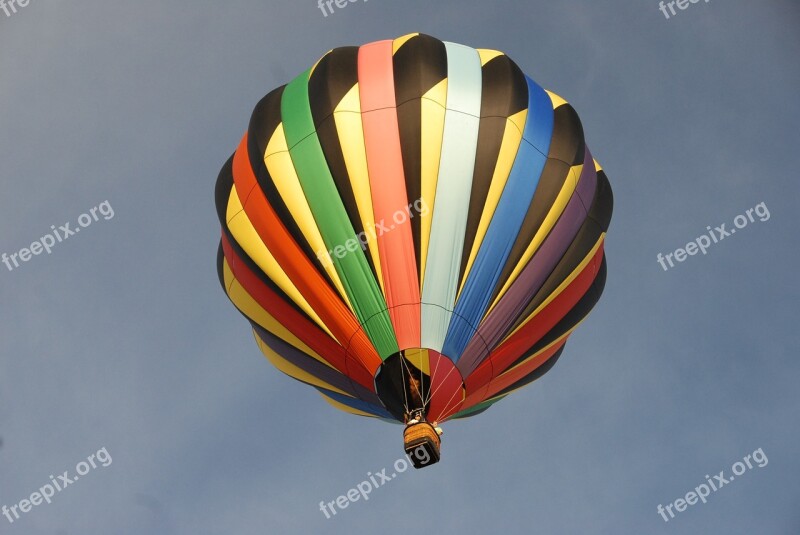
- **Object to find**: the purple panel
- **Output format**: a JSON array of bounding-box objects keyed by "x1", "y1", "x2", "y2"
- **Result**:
[{"x1": 456, "y1": 146, "x2": 597, "y2": 377}]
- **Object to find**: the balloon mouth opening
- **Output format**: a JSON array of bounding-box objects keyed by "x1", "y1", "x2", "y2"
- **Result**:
[
  {"x1": 374, "y1": 348, "x2": 436, "y2": 423},
  {"x1": 374, "y1": 348, "x2": 452, "y2": 467}
]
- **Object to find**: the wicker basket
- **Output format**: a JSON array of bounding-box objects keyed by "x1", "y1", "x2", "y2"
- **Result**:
[{"x1": 403, "y1": 421, "x2": 441, "y2": 468}]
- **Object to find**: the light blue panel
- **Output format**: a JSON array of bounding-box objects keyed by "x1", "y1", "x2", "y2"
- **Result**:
[{"x1": 420, "y1": 42, "x2": 483, "y2": 352}]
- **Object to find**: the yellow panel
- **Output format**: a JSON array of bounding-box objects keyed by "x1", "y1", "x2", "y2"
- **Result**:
[
  {"x1": 335, "y1": 82, "x2": 363, "y2": 114},
  {"x1": 419, "y1": 78, "x2": 448, "y2": 289},
  {"x1": 333, "y1": 84, "x2": 385, "y2": 292},
  {"x1": 263, "y1": 124, "x2": 355, "y2": 310},
  {"x1": 254, "y1": 332, "x2": 350, "y2": 397},
  {"x1": 500, "y1": 236, "x2": 604, "y2": 343},
  {"x1": 508, "y1": 107, "x2": 527, "y2": 134},
  {"x1": 486, "y1": 165, "x2": 581, "y2": 312},
  {"x1": 424, "y1": 77, "x2": 448, "y2": 107},
  {"x1": 318, "y1": 391, "x2": 377, "y2": 418},
  {"x1": 392, "y1": 33, "x2": 419, "y2": 54},
  {"x1": 226, "y1": 185, "x2": 337, "y2": 341},
  {"x1": 223, "y1": 260, "x2": 337, "y2": 370},
  {"x1": 457, "y1": 109, "x2": 528, "y2": 296},
  {"x1": 404, "y1": 348, "x2": 430, "y2": 375},
  {"x1": 477, "y1": 48, "x2": 504, "y2": 66},
  {"x1": 545, "y1": 89, "x2": 568, "y2": 109}
]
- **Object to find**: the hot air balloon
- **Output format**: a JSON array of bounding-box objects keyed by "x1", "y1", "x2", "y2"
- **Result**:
[{"x1": 215, "y1": 33, "x2": 613, "y2": 468}]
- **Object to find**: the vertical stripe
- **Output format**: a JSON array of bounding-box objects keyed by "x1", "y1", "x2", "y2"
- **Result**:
[
  {"x1": 420, "y1": 42, "x2": 483, "y2": 352},
  {"x1": 392, "y1": 34, "x2": 448, "y2": 291},
  {"x1": 358, "y1": 40, "x2": 421, "y2": 350},
  {"x1": 418, "y1": 79, "x2": 447, "y2": 288},
  {"x1": 426, "y1": 350, "x2": 465, "y2": 423},
  {"x1": 332, "y1": 85, "x2": 386, "y2": 292}
]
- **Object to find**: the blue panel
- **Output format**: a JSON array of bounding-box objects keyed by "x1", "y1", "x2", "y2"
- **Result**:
[
  {"x1": 442, "y1": 77, "x2": 554, "y2": 361},
  {"x1": 523, "y1": 77, "x2": 555, "y2": 156}
]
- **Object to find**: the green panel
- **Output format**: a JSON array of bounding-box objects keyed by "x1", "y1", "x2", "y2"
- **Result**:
[{"x1": 281, "y1": 68, "x2": 398, "y2": 358}]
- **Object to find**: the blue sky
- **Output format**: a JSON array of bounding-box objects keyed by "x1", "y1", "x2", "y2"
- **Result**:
[{"x1": 1, "y1": 1, "x2": 798, "y2": 533}]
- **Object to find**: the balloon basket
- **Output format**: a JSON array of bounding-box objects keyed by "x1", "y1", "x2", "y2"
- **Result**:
[{"x1": 403, "y1": 421, "x2": 441, "y2": 469}]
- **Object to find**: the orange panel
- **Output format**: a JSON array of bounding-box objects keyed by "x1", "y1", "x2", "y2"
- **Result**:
[{"x1": 231, "y1": 134, "x2": 382, "y2": 375}]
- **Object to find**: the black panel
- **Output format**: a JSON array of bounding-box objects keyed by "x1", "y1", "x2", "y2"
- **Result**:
[
  {"x1": 548, "y1": 104, "x2": 585, "y2": 166},
  {"x1": 394, "y1": 34, "x2": 448, "y2": 276}
]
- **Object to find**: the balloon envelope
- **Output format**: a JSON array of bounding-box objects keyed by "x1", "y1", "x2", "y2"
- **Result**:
[{"x1": 215, "y1": 33, "x2": 613, "y2": 425}]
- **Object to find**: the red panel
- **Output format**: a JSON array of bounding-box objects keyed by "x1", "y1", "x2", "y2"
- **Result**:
[
  {"x1": 426, "y1": 351, "x2": 465, "y2": 423},
  {"x1": 483, "y1": 340, "x2": 566, "y2": 401},
  {"x1": 222, "y1": 234, "x2": 376, "y2": 391}
]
